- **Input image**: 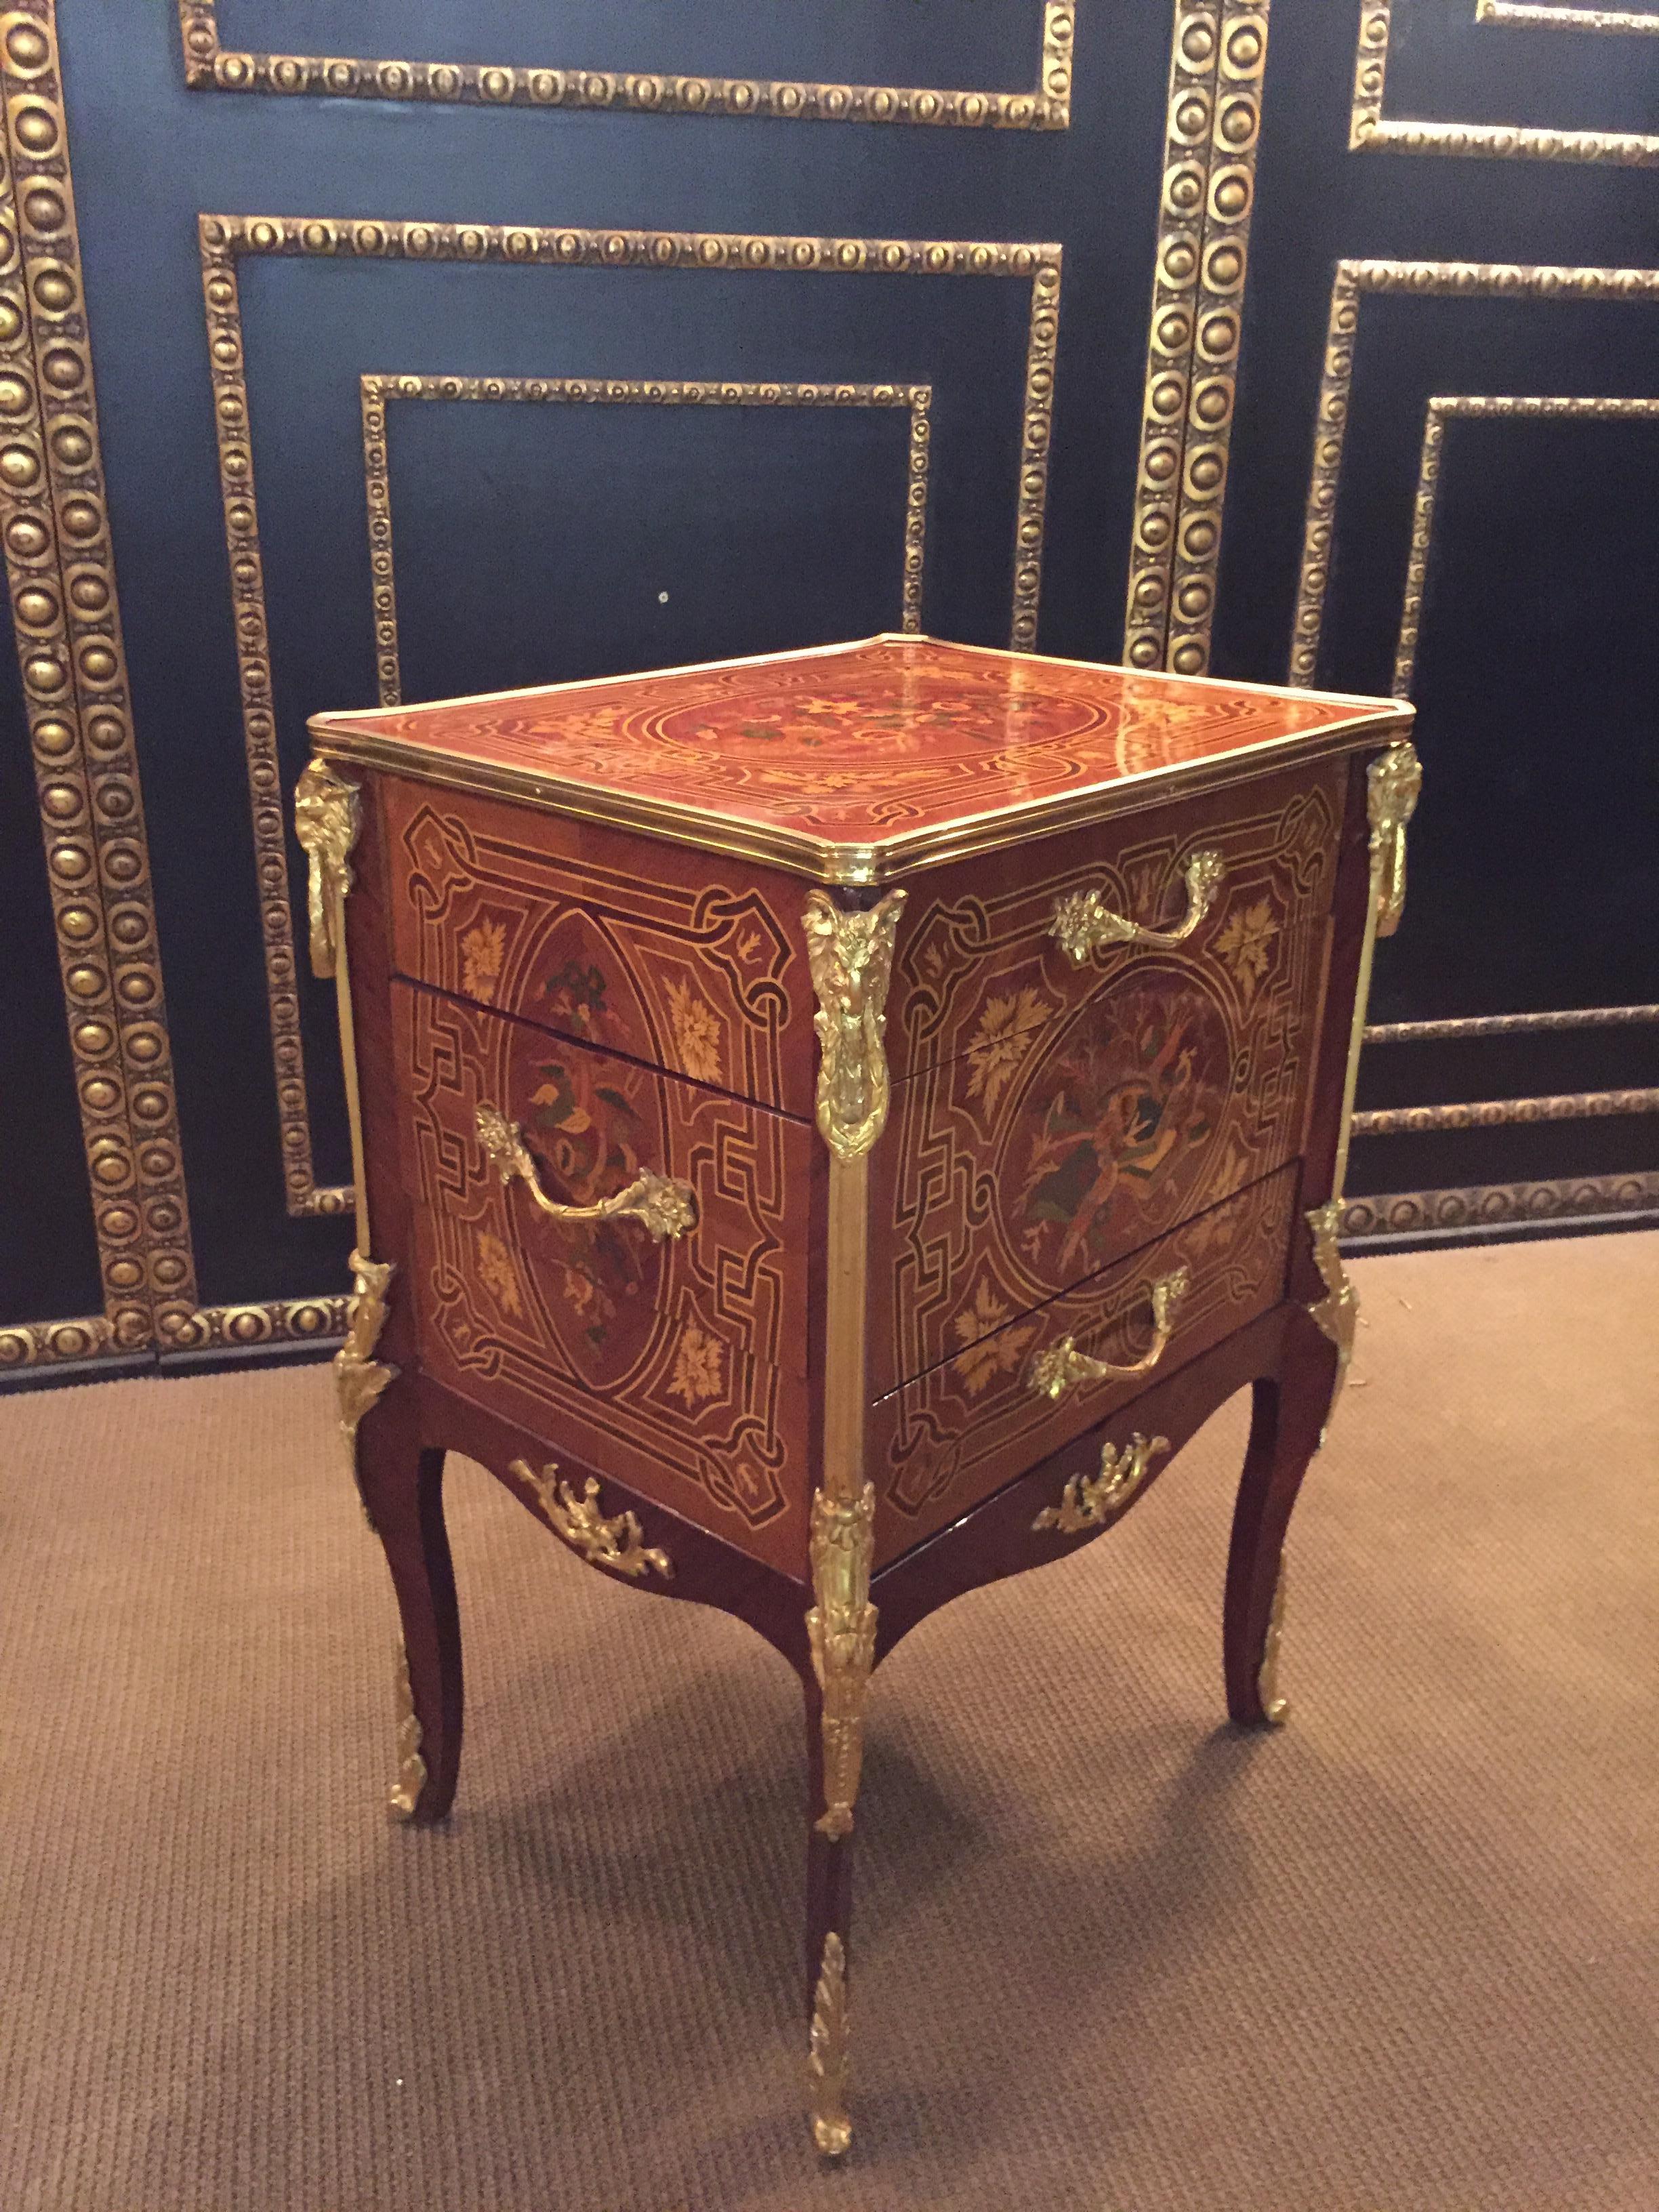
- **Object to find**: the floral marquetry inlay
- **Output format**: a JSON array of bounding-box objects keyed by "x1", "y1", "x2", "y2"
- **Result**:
[
  {"x1": 315, "y1": 637, "x2": 1401, "y2": 881},
  {"x1": 871, "y1": 766, "x2": 1344, "y2": 1404},
  {"x1": 397, "y1": 984, "x2": 815, "y2": 1576},
  {"x1": 459, "y1": 918, "x2": 506, "y2": 1003}
]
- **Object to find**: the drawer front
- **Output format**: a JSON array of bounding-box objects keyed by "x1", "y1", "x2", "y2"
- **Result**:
[
  {"x1": 380, "y1": 775, "x2": 818, "y2": 1118},
  {"x1": 868, "y1": 1161, "x2": 1299, "y2": 1568},
  {"x1": 867, "y1": 763, "x2": 1341, "y2": 1397},
  {"x1": 392, "y1": 982, "x2": 815, "y2": 1576}
]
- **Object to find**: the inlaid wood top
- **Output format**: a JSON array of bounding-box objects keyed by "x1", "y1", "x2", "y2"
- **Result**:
[{"x1": 311, "y1": 635, "x2": 1408, "y2": 884}]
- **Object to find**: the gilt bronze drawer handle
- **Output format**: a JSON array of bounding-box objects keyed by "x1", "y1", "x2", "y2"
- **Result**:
[
  {"x1": 475, "y1": 1104, "x2": 697, "y2": 1241},
  {"x1": 1050, "y1": 849, "x2": 1225, "y2": 965},
  {"x1": 1033, "y1": 1431, "x2": 1170, "y2": 1533},
  {"x1": 1027, "y1": 1265, "x2": 1192, "y2": 1400}
]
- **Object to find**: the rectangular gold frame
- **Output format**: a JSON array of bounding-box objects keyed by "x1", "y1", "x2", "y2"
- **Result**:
[
  {"x1": 199, "y1": 214, "x2": 1061, "y2": 1221},
  {"x1": 360, "y1": 374, "x2": 933, "y2": 708},
  {"x1": 178, "y1": 0, "x2": 1074, "y2": 129},
  {"x1": 1290, "y1": 272, "x2": 1659, "y2": 1179},
  {"x1": 1392, "y1": 392, "x2": 1659, "y2": 697},
  {"x1": 1353, "y1": 0, "x2": 1659, "y2": 163},
  {"x1": 1290, "y1": 260, "x2": 1659, "y2": 686}
]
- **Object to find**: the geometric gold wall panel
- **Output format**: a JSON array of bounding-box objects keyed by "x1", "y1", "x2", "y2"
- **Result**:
[
  {"x1": 1353, "y1": 0, "x2": 1659, "y2": 163},
  {"x1": 200, "y1": 216, "x2": 1063, "y2": 1222},
  {"x1": 361, "y1": 375, "x2": 936, "y2": 708},
  {"x1": 178, "y1": 0, "x2": 1077, "y2": 129},
  {"x1": 1288, "y1": 260, "x2": 1659, "y2": 1222},
  {"x1": 1391, "y1": 393, "x2": 1659, "y2": 698},
  {"x1": 1290, "y1": 258, "x2": 1659, "y2": 685}
]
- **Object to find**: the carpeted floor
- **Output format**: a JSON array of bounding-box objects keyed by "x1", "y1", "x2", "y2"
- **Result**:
[{"x1": 2, "y1": 1233, "x2": 1656, "y2": 2212}]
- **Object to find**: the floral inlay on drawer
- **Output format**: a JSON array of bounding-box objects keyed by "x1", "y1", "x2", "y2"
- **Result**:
[
  {"x1": 868, "y1": 766, "x2": 1342, "y2": 1395},
  {"x1": 393, "y1": 981, "x2": 816, "y2": 1574},
  {"x1": 382, "y1": 776, "x2": 818, "y2": 1116},
  {"x1": 867, "y1": 1161, "x2": 1298, "y2": 1563}
]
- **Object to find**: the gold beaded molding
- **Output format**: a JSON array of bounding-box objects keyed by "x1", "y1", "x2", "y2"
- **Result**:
[
  {"x1": 1395, "y1": 394, "x2": 1659, "y2": 697},
  {"x1": 1, "y1": 1289, "x2": 355, "y2": 1371},
  {"x1": 1289, "y1": 261, "x2": 1659, "y2": 686},
  {"x1": 1479, "y1": 1, "x2": 1659, "y2": 26},
  {"x1": 200, "y1": 217, "x2": 1060, "y2": 1220},
  {"x1": 1351, "y1": 1088, "x2": 1659, "y2": 1138},
  {"x1": 0, "y1": 0, "x2": 197, "y2": 1364},
  {"x1": 1124, "y1": 0, "x2": 1269, "y2": 677},
  {"x1": 0, "y1": 1312, "x2": 112, "y2": 1372},
  {"x1": 1367, "y1": 1004, "x2": 1659, "y2": 1043},
  {"x1": 178, "y1": 0, "x2": 1075, "y2": 129},
  {"x1": 1353, "y1": 1, "x2": 1659, "y2": 163},
  {"x1": 361, "y1": 374, "x2": 934, "y2": 708},
  {"x1": 1341, "y1": 1172, "x2": 1659, "y2": 1240}
]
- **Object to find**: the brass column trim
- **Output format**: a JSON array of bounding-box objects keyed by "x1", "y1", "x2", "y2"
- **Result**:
[
  {"x1": 295, "y1": 759, "x2": 398, "y2": 1490},
  {"x1": 821, "y1": 1153, "x2": 873, "y2": 1509},
  {"x1": 802, "y1": 886, "x2": 905, "y2": 1845},
  {"x1": 1331, "y1": 739, "x2": 1421, "y2": 1204}
]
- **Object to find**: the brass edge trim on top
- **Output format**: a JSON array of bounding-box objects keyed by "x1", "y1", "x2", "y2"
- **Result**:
[
  {"x1": 1367, "y1": 1003, "x2": 1659, "y2": 1042},
  {"x1": 1352, "y1": 0, "x2": 1659, "y2": 162},
  {"x1": 938, "y1": 629, "x2": 1407, "y2": 713},
  {"x1": 1340, "y1": 1170, "x2": 1659, "y2": 1239},
  {"x1": 0, "y1": 0, "x2": 198, "y2": 1352},
  {"x1": 1352, "y1": 1087, "x2": 1659, "y2": 1137},
  {"x1": 1395, "y1": 394, "x2": 1659, "y2": 699},
  {"x1": 203, "y1": 219, "x2": 1060, "y2": 1211},
  {"x1": 318, "y1": 629, "x2": 1404, "y2": 733},
  {"x1": 1478, "y1": 0, "x2": 1659, "y2": 26},
  {"x1": 1290, "y1": 261, "x2": 1659, "y2": 686},
  {"x1": 178, "y1": 0, "x2": 1075, "y2": 129},
  {"x1": 361, "y1": 375, "x2": 934, "y2": 708},
  {"x1": 329, "y1": 630, "x2": 891, "y2": 729},
  {"x1": 310, "y1": 706, "x2": 1410, "y2": 888},
  {"x1": 1124, "y1": 0, "x2": 1268, "y2": 678}
]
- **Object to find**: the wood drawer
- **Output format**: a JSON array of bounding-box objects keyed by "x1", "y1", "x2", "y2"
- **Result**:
[
  {"x1": 867, "y1": 761, "x2": 1341, "y2": 1397},
  {"x1": 379, "y1": 774, "x2": 819, "y2": 1118},
  {"x1": 867, "y1": 1160, "x2": 1300, "y2": 1568},
  {"x1": 392, "y1": 981, "x2": 816, "y2": 1576}
]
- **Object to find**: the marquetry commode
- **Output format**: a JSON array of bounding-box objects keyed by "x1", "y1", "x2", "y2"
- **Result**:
[{"x1": 298, "y1": 634, "x2": 1418, "y2": 2158}]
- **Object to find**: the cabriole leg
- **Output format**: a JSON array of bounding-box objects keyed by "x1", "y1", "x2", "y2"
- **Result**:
[
  {"x1": 804, "y1": 1678, "x2": 855, "y2": 2158},
  {"x1": 354, "y1": 1385, "x2": 462, "y2": 1823},
  {"x1": 1222, "y1": 1309, "x2": 1339, "y2": 1727}
]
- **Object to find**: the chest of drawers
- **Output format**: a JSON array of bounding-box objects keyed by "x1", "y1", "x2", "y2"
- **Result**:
[{"x1": 300, "y1": 634, "x2": 1417, "y2": 2157}]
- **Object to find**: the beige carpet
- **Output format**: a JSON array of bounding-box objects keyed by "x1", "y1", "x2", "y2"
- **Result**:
[{"x1": 2, "y1": 1233, "x2": 1656, "y2": 2212}]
